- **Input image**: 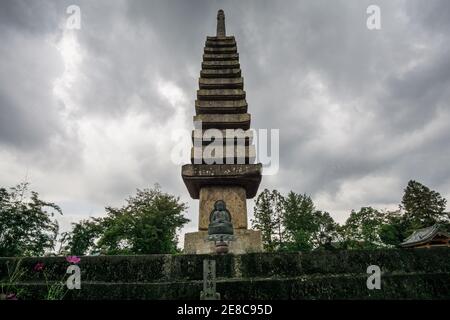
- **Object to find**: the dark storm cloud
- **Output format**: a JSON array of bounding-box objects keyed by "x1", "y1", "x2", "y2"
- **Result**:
[
  {"x1": 0, "y1": 34, "x2": 63, "y2": 148},
  {"x1": 0, "y1": 0, "x2": 77, "y2": 150},
  {"x1": 0, "y1": 0, "x2": 60, "y2": 34},
  {"x1": 0, "y1": 0, "x2": 450, "y2": 233}
]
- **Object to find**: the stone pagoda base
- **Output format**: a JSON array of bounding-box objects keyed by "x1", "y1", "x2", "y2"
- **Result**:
[{"x1": 184, "y1": 229, "x2": 263, "y2": 254}]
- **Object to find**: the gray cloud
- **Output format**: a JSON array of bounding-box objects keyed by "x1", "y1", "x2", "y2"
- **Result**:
[{"x1": 0, "y1": 0, "x2": 449, "y2": 237}]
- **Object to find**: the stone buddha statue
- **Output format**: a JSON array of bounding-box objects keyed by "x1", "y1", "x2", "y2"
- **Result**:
[{"x1": 208, "y1": 200, "x2": 234, "y2": 236}]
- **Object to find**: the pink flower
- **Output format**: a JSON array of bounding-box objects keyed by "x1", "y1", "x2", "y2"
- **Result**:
[
  {"x1": 34, "y1": 262, "x2": 44, "y2": 272},
  {"x1": 6, "y1": 293, "x2": 18, "y2": 300},
  {"x1": 66, "y1": 256, "x2": 81, "y2": 264}
]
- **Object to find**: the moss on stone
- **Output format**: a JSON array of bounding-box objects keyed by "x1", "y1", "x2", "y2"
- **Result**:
[{"x1": 1, "y1": 248, "x2": 449, "y2": 299}]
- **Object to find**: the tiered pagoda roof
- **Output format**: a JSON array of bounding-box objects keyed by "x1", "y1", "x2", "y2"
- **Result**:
[{"x1": 182, "y1": 10, "x2": 262, "y2": 199}]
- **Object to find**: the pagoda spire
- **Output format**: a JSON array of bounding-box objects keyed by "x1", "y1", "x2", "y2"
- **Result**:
[{"x1": 216, "y1": 9, "x2": 226, "y2": 37}]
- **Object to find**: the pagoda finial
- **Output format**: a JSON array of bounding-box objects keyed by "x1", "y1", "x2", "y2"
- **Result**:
[{"x1": 216, "y1": 9, "x2": 226, "y2": 37}]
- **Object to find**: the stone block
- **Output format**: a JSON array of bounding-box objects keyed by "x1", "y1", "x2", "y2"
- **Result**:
[
  {"x1": 181, "y1": 163, "x2": 263, "y2": 199},
  {"x1": 205, "y1": 39, "x2": 236, "y2": 48},
  {"x1": 200, "y1": 68, "x2": 241, "y2": 78},
  {"x1": 184, "y1": 229, "x2": 263, "y2": 254},
  {"x1": 203, "y1": 53, "x2": 239, "y2": 61},
  {"x1": 192, "y1": 128, "x2": 253, "y2": 145},
  {"x1": 195, "y1": 99, "x2": 247, "y2": 113},
  {"x1": 198, "y1": 77, "x2": 243, "y2": 90},
  {"x1": 204, "y1": 46, "x2": 237, "y2": 54},
  {"x1": 206, "y1": 36, "x2": 235, "y2": 41},
  {"x1": 202, "y1": 60, "x2": 240, "y2": 69},
  {"x1": 191, "y1": 144, "x2": 256, "y2": 164},
  {"x1": 197, "y1": 89, "x2": 245, "y2": 100},
  {"x1": 193, "y1": 113, "x2": 250, "y2": 130}
]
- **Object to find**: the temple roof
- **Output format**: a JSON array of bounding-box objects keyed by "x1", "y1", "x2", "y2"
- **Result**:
[{"x1": 400, "y1": 224, "x2": 450, "y2": 247}]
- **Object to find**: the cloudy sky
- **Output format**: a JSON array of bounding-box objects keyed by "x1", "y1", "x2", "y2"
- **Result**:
[{"x1": 1, "y1": 0, "x2": 450, "y2": 244}]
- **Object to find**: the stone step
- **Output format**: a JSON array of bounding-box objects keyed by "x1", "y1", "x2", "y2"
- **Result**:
[
  {"x1": 202, "y1": 60, "x2": 240, "y2": 69},
  {"x1": 198, "y1": 77, "x2": 243, "y2": 89},
  {"x1": 204, "y1": 46, "x2": 237, "y2": 54},
  {"x1": 203, "y1": 53, "x2": 239, "y2": 61},
  {"x1": 191, "y1": 145, "x2": 256, "y2": 165},
  {"x1": 195, "y1": 99, "x2": 247, "y2": 114},
  {"x1": 193, "y1": 113, "x2": 251, "y2": 130},
  {"x1": 192, "y1": 129, "x2": 253, "y2": 145},
  {"x1": 205, "y1": 39, "x2": 236, "y2": 48},
  {"x1": 200, "y1": 68, "x2": 241, "y2": 78},
  {"x1": 197, "y1": 89, "x2": 245, "y2": 100}
]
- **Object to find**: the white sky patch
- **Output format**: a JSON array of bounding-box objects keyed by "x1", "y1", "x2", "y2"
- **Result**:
[
  {"x1": 315, "y1": 174, "x2": 402, "y2": 224},
  {"x1": 52, "y1": 29, "x2": 84, "y2": 117},
  {"x1": 157, "y1": 79, "x2": 187, "y2": 107},
  {"x1": 302, "y1": 72, "x2": 354, "y2": 152},
  {"x1": 76, "y1": 112, "x2": 168, "y2": 203},
  {"x1": 0, "y1": 151, "x2": 30, "y2": 186},
  {"x1": 157, "y1": 78, "x2": 192, "y2": 165}
]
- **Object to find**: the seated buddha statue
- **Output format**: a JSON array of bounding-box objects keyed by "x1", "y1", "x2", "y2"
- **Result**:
[{"x1": 208, "y1": 200, "x2": 234, "y2": 236}]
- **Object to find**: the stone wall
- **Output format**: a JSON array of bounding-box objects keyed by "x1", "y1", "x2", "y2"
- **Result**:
[{"x1": 0, "y1": 248, "x2": 449, "y2": 299}]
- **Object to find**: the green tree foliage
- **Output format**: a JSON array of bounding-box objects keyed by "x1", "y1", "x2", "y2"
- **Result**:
[
  {"x1": 378, "y1": 210, "x2": 408, "y2": 247},
  {"x1": 310, "y1": 210, "x2": 339, "y2": 249},
  {"x1": 4, "y1": 179, "x2": 447, "y2": 256},
  {"x1": 377, "y1": 180, "x2": 449, "y2": 247},
  {"x1": 63, "y1": 185, "x2": 189, "y2": 255},
  {"x1": 401, "y1": 180, "x2": 448, "y2": 227},
  {"x1": 340, "y1": 207, "x2": 385, "y2": 249},
  {"x1": 283, "y1": 192, "x2": 338, "y2": 251},
  {"x1": 283, "y1": 193, "x2": 315, "y2": 234},
  {"x1": 282, "y1": 192, "x2": 315, "y2": 251},
  {"x1": 251, "y1": 189, "x2": 284, "y2": 252},
  {"x1": 0, "y1": 183, "x2": 62, "y2": 257},
  {"x1": 61, "y1": 219, "x2": 104, "y2": 255}
]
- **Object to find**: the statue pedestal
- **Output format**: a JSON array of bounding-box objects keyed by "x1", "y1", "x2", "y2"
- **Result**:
[{"x1": 184, "y1": 229, "x2": 263, "y2": 254}]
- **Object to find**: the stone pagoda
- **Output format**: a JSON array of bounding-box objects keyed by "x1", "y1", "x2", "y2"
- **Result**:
[{"x1": 182, "y1": 10, "x2": 263, "y2": 254}]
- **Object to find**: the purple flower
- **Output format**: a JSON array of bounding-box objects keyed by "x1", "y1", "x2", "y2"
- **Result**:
[
  {"x1": 6, "y1": 293, "x2": 18, "y2": 300},
  {"x1": 34, "y1": 262, "x2": 44, "y2": 272},
  {"x1": 66, "y1": 256, "x2": 81, "y2": 264}
]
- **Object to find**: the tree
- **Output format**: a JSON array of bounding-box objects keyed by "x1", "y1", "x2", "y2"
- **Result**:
[
  {"x1": 377, "y1": 181, "x2": 449, "y2": 247},
  {"x1": 401, "y1": 180, "x2": 448, "y2": 228},
  {"x1": 310, "y1": 210, "x2": 339, "y2": 249},
  {"x1": 63, "y1": 185, "x2": 189, "y2": 255},
  {"x1": 340, "y1": 207, "x2": 385, "y2": 249},
  {"x1": 282, "y1": 192, "x2": 315, "y2": 251},
  {"x1": 60, "y1": 219, "x2": 104, "y2": 255},
  {"x1": 378, "y1": 213, "x2": 405, "y2": 247},
  {"x1": 283, "y1": 192, "x2": 315, "y2": 234},
  {"x1": 0, "y1": 183, "x2": 62, "y2": 257},
  {"x1": 251, "y1": 189, "x2": 284, "y2": 252},
  {"x1": 283, "y1": 192, "x2": 338, "y2": 251}
]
